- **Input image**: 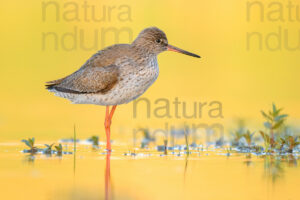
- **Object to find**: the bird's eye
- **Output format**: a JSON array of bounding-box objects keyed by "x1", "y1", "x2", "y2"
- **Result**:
[{"x1": 156, "y1": 39, "x2": 162, "y2": 44}]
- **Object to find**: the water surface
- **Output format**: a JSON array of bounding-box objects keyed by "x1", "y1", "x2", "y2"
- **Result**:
[{"x1": 0, "y1": 143, "x2": 299, "y2": 200}]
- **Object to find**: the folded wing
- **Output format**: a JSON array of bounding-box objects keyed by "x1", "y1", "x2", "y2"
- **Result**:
[{"x1": 46, "y1": 64, "x2": 120, "y2": 94}]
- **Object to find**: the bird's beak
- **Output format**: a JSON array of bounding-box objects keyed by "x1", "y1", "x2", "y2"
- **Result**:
[{"x1": 167, "y1": 44, "x2": 200, "y2": 58}]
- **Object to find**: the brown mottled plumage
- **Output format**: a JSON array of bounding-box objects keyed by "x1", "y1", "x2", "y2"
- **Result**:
[{"x1": 46, "y1": 27, "x2": 200, "y2": 151}]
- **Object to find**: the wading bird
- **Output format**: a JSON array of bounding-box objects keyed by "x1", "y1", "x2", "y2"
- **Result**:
[{"x1": 46, "y1": 27, "x2": 200, "y2": 152}]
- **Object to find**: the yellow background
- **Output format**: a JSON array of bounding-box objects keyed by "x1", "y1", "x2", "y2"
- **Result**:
[{"x1": 1, "y1": 0, "x2": 299, "y2": 141}]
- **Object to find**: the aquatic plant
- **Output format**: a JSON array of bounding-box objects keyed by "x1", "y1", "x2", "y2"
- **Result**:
[
  {"x1": 276, "y1": 137, "x2": 286, "y2": 151},
  {"x1": 230, "y1": 119, "x2": 247, "y2": 146},
  {"x1": 21, "y1": 138, "x2": 38, "y2": 153},
  {"x1": 226, "y1": 147, "x2": 232, "y2": 157},
  {"x1": 141, "y1": 128, "x2": 155, "y2": 148},
  {"x1": 260, "y1": 103, "x2": 288, "y2": 148},
  {"x1": 44, "y1": 143, "x2": 54, "y2": 154},
  {"x1": 231, "y1": 131, "x2": 243, "y2": 146},
  {"x1": 259, "y1": 131, "x2": 272, "y2": 153},
  {"x1": 242, "y1": 130, "x2": 255, "y2": 147},
  {"x1": 55, "y1": 144, "x2": 63, "y2": 155},
  {"x1": 286, "y1": 135, "x2": 300, "y2": 153},
  {"x1": 184, "y1": 127, "x2": 190, "y2": 154},
  {"x1": 163, "y1": 139, "x2": 168, "y2": 155},
  {"x1": 74, "y1": 125, "x2": 77, "y2": 175},
  {"x1": 89, "y1": 136, "x2": 99, "y2": 146}
]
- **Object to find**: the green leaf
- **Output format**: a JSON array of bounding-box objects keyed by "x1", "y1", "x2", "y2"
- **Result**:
[
  {"x1": 259, "y1": 131, "x2": 265, "y2": 138},
  {"x1": 268, "y1": 110, "x2": 273, "y2": 116},
  {"x1": 280, "y1": 138, "x2": 285, "y2": 144},
  {"x1": 264, "y1": 122, "x2": 272, "y2": 129},
  {"x1": 261, "y1": 111, "x2": 272, "y2": 121},
  {"x1": 28, "y1": 138, "x2": 35, "y2": 147},
  {"x1": 272, "y1": 103, "x2": 277, "y2": 113},
  {"x1": 45, "y1": 143, "x2": 54, "y2": 149},
  {"x1": 55, "y1": 144, "x2": 63, "y2": 151},
  {"x1": 274, "y1": 108, "x2": 282, "y2": 116},
  {"x1": 21, "y1": 140, "x2": 31, "y2": 148},
  {"x1": 274, "y1": 114, "x2": 288, "y2": 121},
  {"x1": 272, "y1": 119, "x2": 284, "y2": 129}
]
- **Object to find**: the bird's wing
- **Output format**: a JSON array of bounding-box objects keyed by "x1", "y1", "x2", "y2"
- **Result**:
[
  {"x1": 46, "y1": 64, "x2": 120, "y2": 94},
  {"x1": 46, "y1": 44, "x2": 135, "y2": 94}
]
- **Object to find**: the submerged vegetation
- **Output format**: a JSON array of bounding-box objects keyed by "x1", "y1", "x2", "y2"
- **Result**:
[
  {"x1": 20, "y1": 104, "x2": 299, "y2": 160},
  {"x1": 44, "y1": 143, "x2": 54, "y2": 154},
  {"x1": 242, "y1": 130, "x2": 255, "y2": 148},
  {"x1": 227, "y1": 104, "x2": 299, "y2": 154},
  {"x1": 260, "y1": 103, "x2": 288, "y2": 149},
  {"x1": 141, "y1": 129, "x2": 155, "y2": 148},
  {"x1": 184, "y1": 126, "x2": 190, "y2": 154},
  {"x1": 88, "y1": 135, "x2": 99, "y2": 149},
  {"x1": 55, "y1": 144, "x2": 63, "y2": 156},
  {"x1": 21, "y1": 138, "x2": 37, "y2": 153},
  {"x1": 21, "y1": 138, "x2": 70, "y2": 156}
]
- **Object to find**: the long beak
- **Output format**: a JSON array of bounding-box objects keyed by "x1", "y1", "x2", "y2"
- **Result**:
[{"x1": 167, "y1": 44, "x2": 200, "y2": 58}]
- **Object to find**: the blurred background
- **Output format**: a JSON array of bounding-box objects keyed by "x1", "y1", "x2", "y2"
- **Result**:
[{"x1": 0, "y1": 0, "x2": 299, "y2": 141}]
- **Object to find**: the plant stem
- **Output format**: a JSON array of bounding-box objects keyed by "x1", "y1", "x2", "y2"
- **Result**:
[
  {"x1": 164, "y1": 139, "x2": 168, "y2": 155},
  {"x1": 73, "y1": 125, "x2": 76, "y2": 176},
  {"x1": 270, "y1": 127, "x2": 274, "y2": 148},
  {"x1": 184, "y1": 127, "x2": 190, "y2": 154}
]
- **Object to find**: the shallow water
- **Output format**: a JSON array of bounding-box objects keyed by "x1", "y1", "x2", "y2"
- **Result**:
[{"x1": 0, "y1": 143, "x2": 299, "y2": 200}]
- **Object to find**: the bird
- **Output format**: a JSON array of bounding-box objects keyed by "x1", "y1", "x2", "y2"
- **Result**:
[{"x1": 46, "y1": 27, "x2": 200, "y2": 152}]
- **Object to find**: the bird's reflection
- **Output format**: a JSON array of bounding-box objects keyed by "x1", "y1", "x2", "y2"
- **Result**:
[{"x1": 105, "y1": 153, "x2": 112, "y2": 200}]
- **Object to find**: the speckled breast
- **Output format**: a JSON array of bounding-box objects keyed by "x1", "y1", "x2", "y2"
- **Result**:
[{"x1": 111, "y1": 56, "x2": 159, "y2": 104}]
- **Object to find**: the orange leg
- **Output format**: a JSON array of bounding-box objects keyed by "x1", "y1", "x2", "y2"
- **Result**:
[{"x1": 104, "y1": 105, "x2": 117, "y2": 152}]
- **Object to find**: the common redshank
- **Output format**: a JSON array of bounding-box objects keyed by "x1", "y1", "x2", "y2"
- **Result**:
[{"x1": 46, "y1": 27, "x2": 200, "y2": 152}]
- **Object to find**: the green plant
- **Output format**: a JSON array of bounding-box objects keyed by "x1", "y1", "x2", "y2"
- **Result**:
[
  {"x1": 232, "y1": 131, "x2": 243, "y2": 144},
  {"x1": 143, "y1": 129, "x2": 151, "y2": 140},
  {"x1": 163, "y1": 139, "x2": 168, "y2": 155},
  {"x1": 55, "y1": 144, "x2": 63, "y2": 155},
  {"x1": 231, "y1": 119, "x2": 246, "y2": 146},
  {"x1": 261, "y1": 103, "x2": 288, "y2": 148},
  {"x1": 287, "y1": 136, "x2": 300, "y2": 153},
  {"x1": 276, "y1": 137, "x2": 286, "y2": 151},
  {"x1": 141, "y1": 129, "x2": 155, "y2": 148},
  {"x1": 242, "y1": 130, "x2": 255, "y2": 147},
  {"x1": 226, "y1": 147, "x2": 231, "y2": 156},
  {"x1": 74, "y1": 125, "x2": 76, "y2": 175},
  {"x1": 21, "y1": 138, "x2": 37, "y2": 153},
  {"x1": 259, "y1": 131, "x2": 271, "y2": 153},
  {"x1": 89, "y1": 136, "x2": 99, "y2": 146},
  {"x1": 184, "y1": 127, "x2": 190, "y2": 154},
  {"x1": 44, "y1": 143, "x2": 54, "y2": 154}
]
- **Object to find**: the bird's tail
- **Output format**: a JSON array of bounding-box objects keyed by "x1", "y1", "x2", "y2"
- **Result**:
[{"x1": 45, "y1": 78, "x2": 65, "y2": 90}]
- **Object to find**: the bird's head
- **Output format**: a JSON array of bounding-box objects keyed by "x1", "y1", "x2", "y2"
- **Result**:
[{"x1": 132, "y1": 27, "x2": 200, "y2": 58}]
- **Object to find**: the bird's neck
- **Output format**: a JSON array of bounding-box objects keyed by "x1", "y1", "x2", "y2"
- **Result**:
[{"x1": 131, "y1": 43, "x2": 157, "y2": 58}]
